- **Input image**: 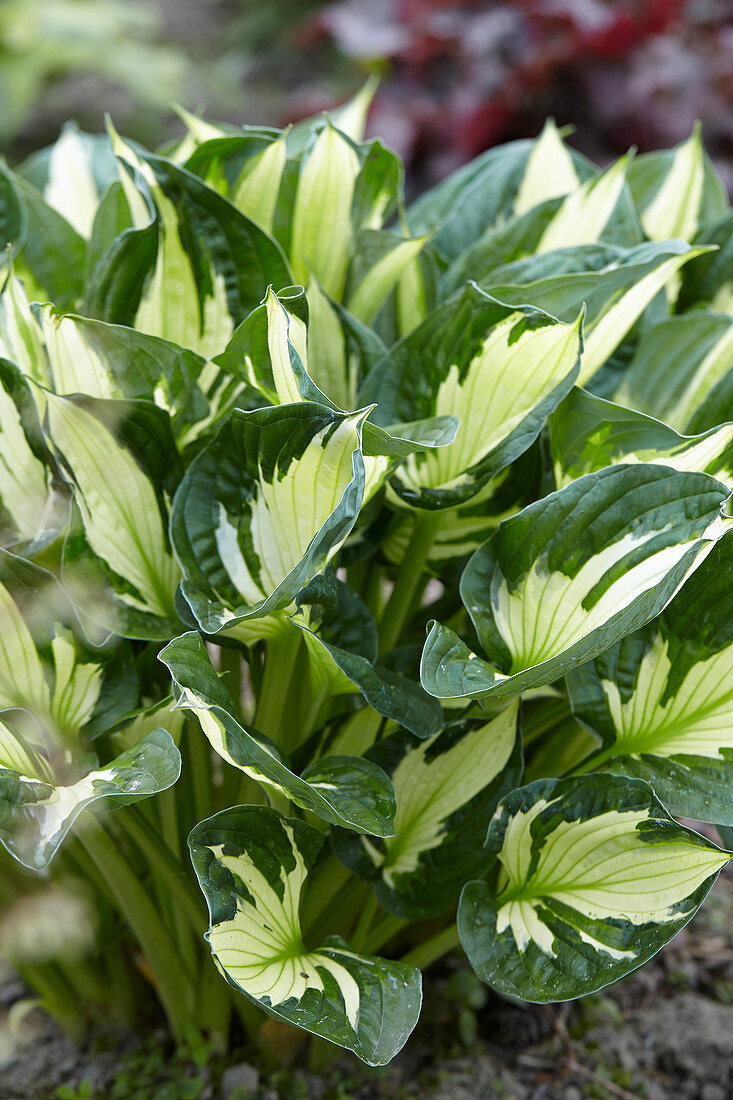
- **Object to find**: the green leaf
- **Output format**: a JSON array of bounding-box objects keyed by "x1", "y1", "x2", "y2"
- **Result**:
[
  {"x1": 333, "y1": 699, "x2": 522, "y2": 919},
  {"x1": 160, "y1": 632, "x2": 396, "y2": 836},
  {"x1": 291, "y1": 573, "x2": 443, "y2": 739},
  {"x1": 628, "y1": 123, "x2": 727, "y2": 243},
  {"x1": 422, "y1": 465, "x2": 732, "y2": 700},
  {"x1": 0, "y1": 728, "x2": 180, "y2": 870},
  {"x1": 549, "y1": 388, "x2": 733, "y2": 489},
  {"x1": 44, "y1": 393, "x2": 181, "y2": 637},
  {"x1": 172, "y1": 402, "x2": 368, "y2": 634},
  {"x1": 189, "y1": 805, "x2": 421, "y2": 1065},
  {"x1": 616, "y1": 312, "x2": 733, "y2": 433},
  {"x1": 88, "y1": 128, "x2": 292, "y2": 358},
  {"x1": 458, "y1": 774, "x2": 730, "y2": 1002},
  {"x1": 360, "y1": 284, "x2": 581, "y2": 508},
  {"x1": 567, "y1": 531, "x2": 733, "y2": 824}
]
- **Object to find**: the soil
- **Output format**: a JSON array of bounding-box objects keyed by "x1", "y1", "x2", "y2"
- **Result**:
[{"x1": 2, "y1": 865, "x2": 732, "y2": 1100}]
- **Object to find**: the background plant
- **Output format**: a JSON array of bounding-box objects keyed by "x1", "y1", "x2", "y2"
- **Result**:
[{"x1": 0, "y1": 96, "x2": 732, "y2": 1067}]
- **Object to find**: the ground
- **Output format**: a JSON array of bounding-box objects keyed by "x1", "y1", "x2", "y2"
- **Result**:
[{"x1": 2, "y1": 865, "x2": 732, "y2": 1100}]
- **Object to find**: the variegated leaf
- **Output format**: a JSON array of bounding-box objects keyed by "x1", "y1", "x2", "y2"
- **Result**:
[
  {"x1": 19, "y1": 125, "x2": 117, "y2": 239},
  {"x1": 0, "y1": 551, "x2": 137, "y2": 748},
  {"x1": 214, "y1": 286, "x2": 459, "y2": 484},
  {"x1": 549, "y1": 388, "x2": 733, "y2": 489},
  {"x1": 44, "y1": 393, "x2": 182, "y2": 638},
  {"x1": 616, "y1": 311, "x2": 733, "y2": 433},
  {"x1": 677, "y1": 209, "x2": 733, "y2": 314},
  {"x1": 0, "y1": 161, "x2": 85, "y2": 310},
  {"x1": 422, "y1": 465, "x2": 732, "y2": 700},
  {"x1": 0, "y1": 268, "x2": 47, "y2": 384},
  {"x1": 172, "y1": 402, "x2": 368, "y2": 635},
  {"x1": 443, "y1": 153, "x2": 639, "y2": 297},
  {"x1": 0, "y1": 728, "x2": 179, "y2": 869},
  {"x1": 0, "y1": 359, "x2": 57, "y2": 546},
  {"x1": 567, "y1": 531, "x2": 733, "y2": 823},
  {"x1": 458, "y1": 774, "x2": 730, "y2": 1002},
  {"x1": 160, "y1": 632, "x2": 396, "y2": 836},
  {"x1": 628, "y1": 123, "x2": 727, "y2": 244},
  {"x1": 38, "y1": 309, "x2": 209, "y2": 430},
  {"x1": 189, "y1": 806, "x2": 421, "y2": 1065},
  {"x1": 290, "y1": 121, "x2": 361, "y2": 299},
  {"x1": 407, "y1": 128, "x2": 594, "y2": 262},
  {"x1": 513, "y1": 119, "x2": 580, "y2": 215},
  {"x1": 360, "y1": 284, "x2": 582, "y2": 508},
  {"x1": 88, "y1": 127, "x2": 292, "y2": 358},
  {"x1": 333, "y1": 699, "x2": 522, "y2": 919},
  {"x1": 347, "y1": 229, "x2": 430, "y2": 326},
  {"x1": 291, "y1": 573, "x2": 443, "y2": 739},
  {"x1": 481, "y1": 240, "x2": 712, "y2": 388}
]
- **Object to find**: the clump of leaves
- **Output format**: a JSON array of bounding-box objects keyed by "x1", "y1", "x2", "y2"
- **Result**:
[{"x1": 0, "y1": 95, "x2": 732, "y2": 1067}]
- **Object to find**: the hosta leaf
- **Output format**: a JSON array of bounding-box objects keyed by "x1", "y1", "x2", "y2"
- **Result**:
[
  {"x1": 178, "y1": 126, "x2": 289, "y2": 236},
  {"x1": 20, "y1": 125, "x2": 118, "y2": 239},
  {"x1": 513, "y1": 119, "x2": 580, "y2": 216},
  {"x1": 39, "y1": 309, "x2": 208, "y2": 430},
  {"x1": 567, "y1": 532, "x2": 733, "y2": 823},
  {"x1": 347, "y1": 230, "x2": 430, "y2": 326},
  {"x1": 443, "y1": 154, "x2": 639, "y2": 297},
  {"x1": 292, "y1": 573, "x2": 443, "y2": 739},
  {"x1": 360, "y1": 284, "x2": 582, "y2": 508},
  {"x1": 189, "y1": 806, "x2": 421, "y2": 1064},
  {"x1": 160, "y1": 632, "x2": 396, "y2": 836},
  {"x1": 628, "y1": 124, "x2": 727, "y2": 243},
  {"x1": 44, "y1": 393, "x2": 181, "y2": 637},
  {"x1": 172, "y1": 402, "x2": 368, "y2": 634},
  {"x1": 549, "y1": 388, "x2": 733, "y2": 489},
  {"x1": 616, "y1": 312, "x2": 733, "y2": 433},
  {"x1": 0, "y1": 551, "x2": 137, "y2": 746},
  {"x1": 422, "y1": 464, "x2": 732, "y2": 700},
  {"x1": 0, "y1": 573, "x2": 51, "y2": 718},
  {"x1": 88, "y1": 129, "x2": 292, "y2": 358},
  {"x1": 0, "y1": 162, "x2": 85, "y2": 310},
  {"x1": 215, "y1": 287, "x2": 458, "y2": 476},
  {"x1": 0, "y1": 728, "x2": 179, "y2": 870},
  {"x1": 482, "y1": 240, "x2": 711, "y2": 388},
  {"x1": 458, "y1": 774, "x2": 730, "y2": 1002},
  {"x1": 333, "y1": 699, "x2": 522, "y2": 919},
  {"x1": 382, "y1": 449, "x2": 542, "y2": 567},
  {"x1": 407, "y1": 132, "x2": 594, "y2": 262},
  {"x1": 291, "y1": 121, "x2": 361, "y2": 299},
  {"x1": 0, "y1": 359, "x2": 56, "y2": 546},
  {"x1": 0, "y1": 268, "x2": 47, "y2": 384},
  {"x1": 677, "y1": 210, "x2": 733, "y2": 313}
]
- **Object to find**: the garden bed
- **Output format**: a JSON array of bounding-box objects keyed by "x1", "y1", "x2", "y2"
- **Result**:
[{"x1": 4, "y1": 863, "x2": 731, "y2": 1100}]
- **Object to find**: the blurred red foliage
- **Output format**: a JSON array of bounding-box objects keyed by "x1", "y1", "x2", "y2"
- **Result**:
[{"x1": 296, "y1": 0, "x2": 732, "y2": 193}]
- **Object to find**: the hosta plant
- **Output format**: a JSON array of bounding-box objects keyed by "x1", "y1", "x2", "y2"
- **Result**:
[{"x1": 0, "y1": 101, "x2": 732, "y2": 1066}]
